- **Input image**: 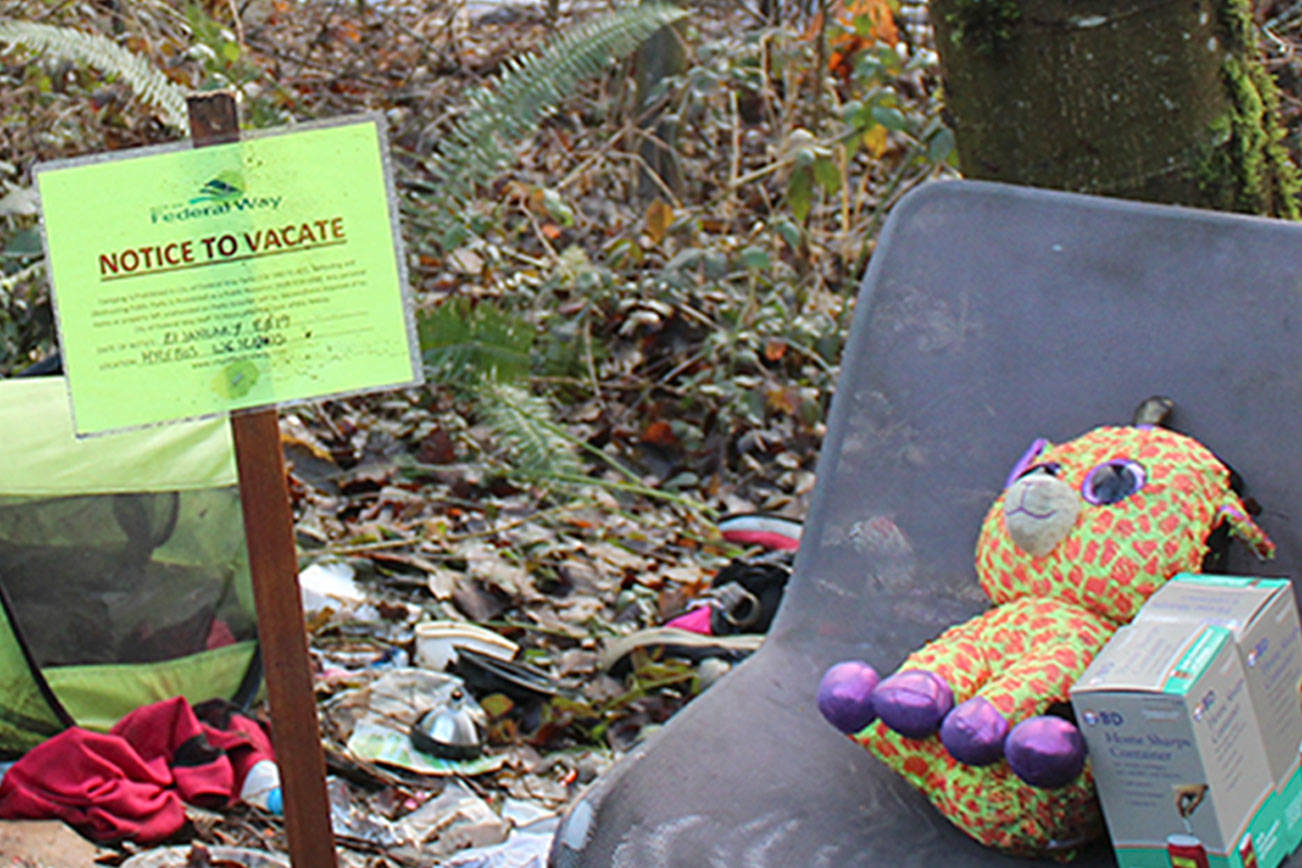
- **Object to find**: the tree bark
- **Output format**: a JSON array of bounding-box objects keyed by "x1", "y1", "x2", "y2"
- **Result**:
[{"x1": 928, "y1": 0, "x2": 1300, "y2": 217}]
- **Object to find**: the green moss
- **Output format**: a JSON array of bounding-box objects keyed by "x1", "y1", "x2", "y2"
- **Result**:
[
  {"x1": 1197, "y1": 0, "x2": 1301, "y2": 218},
  {"x1": 944, "y1": 0, "x2": 1022, "y2": 58}
]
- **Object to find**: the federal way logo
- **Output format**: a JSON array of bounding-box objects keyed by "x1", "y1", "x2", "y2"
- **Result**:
[{"x1": 190, "y1": 170, "x2": 245, "y2": 204}]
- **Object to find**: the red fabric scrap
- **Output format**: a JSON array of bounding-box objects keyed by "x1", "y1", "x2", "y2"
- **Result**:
[{"x1": 0, "y1": 696, "x2": 274, "y2": 844}]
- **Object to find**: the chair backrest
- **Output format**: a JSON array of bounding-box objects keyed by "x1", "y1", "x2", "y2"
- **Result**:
[
  {"x1": 782, "y1": 179, "x2": 1301, "y2": 663},
  {"x1": 549, "y1": 180, "x2": 1302, "y2": 867}
]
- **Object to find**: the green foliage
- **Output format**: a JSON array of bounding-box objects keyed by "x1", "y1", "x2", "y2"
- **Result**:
[
  {"x1": 409, "y1": 3, "x2": 688, "y2": 251},
  {"x1": 1197, "y1": 0, "x2": 1302, "y2": 218},
  {"x1": 836, "y1": 43, "x2": 956, "y2": 171},
  {"x1": 0, "y1": 20, "x2": 187, "y2": 129},
  {"x1": 419, "y1": 298, "x2": 534, "y2": 386},
  {"x1": 478, "y1": 381, "x2": 582, "y2": 480},
  {"x1": 544, "y1": 650, "x2": 699, "y2": 747},
  {"x1": 417, "y1": 298, "x2": 583, "y2": 482}
]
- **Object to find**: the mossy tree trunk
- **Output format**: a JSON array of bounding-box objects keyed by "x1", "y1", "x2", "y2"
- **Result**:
[{"x1": 929, "y1": 0, "x2": 1300, "y2": 217}]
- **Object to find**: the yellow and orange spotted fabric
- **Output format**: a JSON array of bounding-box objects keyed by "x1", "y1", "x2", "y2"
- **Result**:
[
  {"x1": 977, "y1": 426, "x2": 1272, "y2": 623},
  {"x1": 855, "y1": 425, "x2": 1272, "y2": 857}
]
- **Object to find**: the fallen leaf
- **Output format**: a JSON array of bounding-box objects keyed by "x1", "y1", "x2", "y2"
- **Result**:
[
  {"x1": 644, "y1": 199, "x2": 673, "y2": 246},
  {"x1": 427, "y1": 566, "x2": 460, "y2": 600},
  {"x1": 640, "y1": 420, "x2": 678, "y2": 447},
  {"x1": 417, "y1": 427, "x2": 457, "y2": 464},
  {"x1": 448, "y1": 248, "x2": 484, "y2": 274},
  {"x1": 863, "y1": 123, "x2": 889, "y2": 158},
  {"x1": 452, "y1": 580, "x2": 511, "y2": 622},
  {"x1": 481, "y1": 693, "x2": 515, "y2": 716},
  {"x1": 767, "y1": 387, "x2": 799, "y2": 415}
]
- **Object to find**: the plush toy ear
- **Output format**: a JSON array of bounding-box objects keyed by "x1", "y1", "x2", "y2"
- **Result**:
[
  {"x1": 1216, "y1": 499, "x2": 1276, "y2": 560},
  {"x1": 1004, "y1": 438, "x2": 1050, "y2": 490}
]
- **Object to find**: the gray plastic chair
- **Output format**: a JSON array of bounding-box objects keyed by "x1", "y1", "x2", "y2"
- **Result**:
[{"x1": 548, "y1": 179, "x2": 1302, "y2": 867}]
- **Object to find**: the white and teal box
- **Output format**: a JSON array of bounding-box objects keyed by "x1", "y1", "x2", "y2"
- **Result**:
[
  {"x1": 1071, "y1": 620, "x2": 1286, "y2": 868},
  {"x1": 1136, "y1": 574, "x2": 1302, "y2": 852}
]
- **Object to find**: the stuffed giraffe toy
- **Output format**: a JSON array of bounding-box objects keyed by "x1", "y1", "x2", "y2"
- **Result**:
[{"x1": 817, "y1": 402, "x2": 1275, "y2": 857}]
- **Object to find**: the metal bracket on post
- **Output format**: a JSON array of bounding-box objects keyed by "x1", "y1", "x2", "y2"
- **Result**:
[{"x1": 185, "y1": 90, "x2": 339, "y2": 868}]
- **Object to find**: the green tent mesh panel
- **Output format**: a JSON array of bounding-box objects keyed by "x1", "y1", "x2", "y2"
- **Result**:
[{"x1": 0, "y1": 376, "x2": 259, "y2": 755}]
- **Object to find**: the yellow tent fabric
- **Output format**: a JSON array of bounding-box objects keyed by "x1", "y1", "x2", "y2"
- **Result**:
[{"x1": 0, "y1": 377, "x2": 235, "y2": 495}]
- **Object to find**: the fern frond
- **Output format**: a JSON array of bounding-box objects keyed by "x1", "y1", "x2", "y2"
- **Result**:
[
  {"x1": 414, "y1": 3, "x2": 687, "y2": 249},
  {"x1": 0, "y1": 20, "x2": 188, "y2": 130},
  {"x1": 479, "y1": 381, "x2": 581, "y2": 480},
  {"x1": 418, "y1": 298, "x2": 534, "y2": 386},
  {"x1": 419, "y1": 300, "x2": 581, "y2": 481}
]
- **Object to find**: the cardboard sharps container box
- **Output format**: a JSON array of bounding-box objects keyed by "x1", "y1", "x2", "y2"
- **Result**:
[
  {"x1": 1071, "y1": 620, "x2": 1286, "y2": 868},
  {"x1": 1135, "y1": 574, "x2": 1302, "y2": 852}
]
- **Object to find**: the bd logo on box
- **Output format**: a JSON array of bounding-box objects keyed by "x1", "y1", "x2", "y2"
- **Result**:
[{"x1": 1082, "y1": 710, "x2": 1124, "y2": 726}]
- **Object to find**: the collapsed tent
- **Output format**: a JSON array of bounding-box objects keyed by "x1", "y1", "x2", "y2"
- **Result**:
[{"x1": 0, "y1": 375, "x2": 259, "y2": 754}]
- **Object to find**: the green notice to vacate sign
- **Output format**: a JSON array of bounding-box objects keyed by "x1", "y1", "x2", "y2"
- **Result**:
[{"x1": 36, "y1": 114, "x2": 422, "y2": 434}]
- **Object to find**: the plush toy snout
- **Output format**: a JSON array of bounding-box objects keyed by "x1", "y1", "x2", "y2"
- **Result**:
[{"x1": 1002, "y1": 473, "x2": 1080, "y2": 558}]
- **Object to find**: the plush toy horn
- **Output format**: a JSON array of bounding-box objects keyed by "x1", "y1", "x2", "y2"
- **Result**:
[
  {"x1": 1132, "y1": 395, "x2": 1175, "y2": 427},
  {"x1": 1130, "y1": 395, "x2": 1274, "y2": 560},
  {"x1": 1216, "y1": 499, "x2": 1275, "y2": 560}
]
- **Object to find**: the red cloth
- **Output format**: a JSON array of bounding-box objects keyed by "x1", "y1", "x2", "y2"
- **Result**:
[{"x1": 0, "y1": 697, "x2": 274, "y2": 844}]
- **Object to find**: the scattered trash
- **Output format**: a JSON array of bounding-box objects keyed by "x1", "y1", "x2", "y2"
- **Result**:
[
  {"x1": 440, "y1": 804, "x2": 559, "y2": 868},
  {"x1": 662, "y1": 604, "x2": 713, "y2": 635},
  {"x1": 716, "y1": 512, "x2": 802, "y2": 551},
  {"x1": 597, "y1": 627, "x2": 763, "y2": 675},
  {"x1": 326, "y1": 777, "x2": 404, "y2": 850},
  {"x1": 120, "y1": 843, "x2": 290, "y2": 867},
  {"x1": 664, "y1": 549, "x2": 794, "y2": 636},
  {"x1": 347, "y1": 724, "x2": 504, "y2": 777},
  {"x1": 694, "y1": 656, "x2": 734, "y2": 690},
  {"x1": 403, "y1": 779, "x2": 510, "y2": 858},
  {"x1": 0, "y1": 818, "x2": 104, "y2": 867},
  {"x1": 415, "y1": 621, "x2": 519, "y2": 672},
  {"x1": 326, "y1": 668, "x2": 505, "y2": 776},
  {"x1": 299, "y1": 560, "x2": 380, "y2": 623},
  {"x1": 0, "y1": 697, "x2": 274, "y2": 844},
  {"x1": 450, "y1": 649, "x2": 567, "y2": 705},
  {"x1": 410, "y1": 689, "x2": 486, "y2": 760},
  {"x1": 238, "y1": 758, "x2": 283, "y2": 815}
]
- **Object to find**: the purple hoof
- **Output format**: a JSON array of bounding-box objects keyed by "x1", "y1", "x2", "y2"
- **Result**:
[
  {"x1": 1006, "y1": 716, "x2": 1086, "y2": 788},
  {"x1": 940, "y1": 697, "x2": 1009, "y2": 765},
  {"x1": 871, "y1": 669, "x2": 954, "y2": 738},
  {"x1": 818, "y1": 661, "x2": 880, "y2": 734}
]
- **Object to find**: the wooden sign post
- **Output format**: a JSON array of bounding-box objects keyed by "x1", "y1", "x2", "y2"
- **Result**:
[{"x1": 188, "y1": 91, "x2": 338, "y2": 868}]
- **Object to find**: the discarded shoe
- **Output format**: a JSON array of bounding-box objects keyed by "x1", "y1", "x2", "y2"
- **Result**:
[
  {"x1": 450, "y1": 648, "x2": 568, "y2": 704},
  {"x1": 664, "y1": 549, "x2": 793, "y2": 637},
  {"x1": 716, "y1": 513, "x2": 801, "y2": 551},
  {"x1": 598, "y1": 628, "x2": 763, "y2": 675},
  {"x1": 415, "y1": 621, "x2": 518, "y2": 672}
]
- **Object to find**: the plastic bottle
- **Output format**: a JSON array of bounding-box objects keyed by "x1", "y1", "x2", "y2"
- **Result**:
[{"x1": 240, "y1": 759, "x2": 283, "y2": 815}]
